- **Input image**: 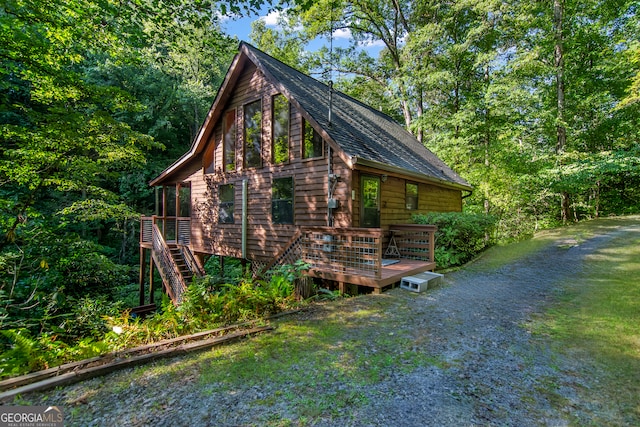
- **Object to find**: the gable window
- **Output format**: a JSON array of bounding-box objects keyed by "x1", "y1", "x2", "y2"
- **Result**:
[
  {"x1": 204, "y1": 142, "x2": 215, "y2": 174},
  {"x1": 219, "y1": 184, "x2": 234, "y2": 224},
  {"x1": 244, "y1": 99, "x2": 262, "y2": 168},
  {"x1": 303, "y1": 119, "x2": 323, "y2": 159},
  {"x1": 272, "y1": 94, "x2": 290, "y2": 164},
  {"x1": 406, "y1": 182, "x2": 418, "y2": 210},
  {"x1": 223, "y1": 110, "x2": 236, "y2": 172},
  {"x1": 272, "y1": 177, "x2": 294, "y2": 224}
]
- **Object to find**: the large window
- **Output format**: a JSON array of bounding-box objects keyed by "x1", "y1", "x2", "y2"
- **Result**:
[
  {"x1": 406, "y1": 182, "x2": 418, "y2": 210},
  {"x1": 179, "y1": 183, "x2": 191, "y2": 217},
  {"x1": 244, "y1": 100, "x2": 262, "y2": 168},
  {"x1": 219, "y1": 184, "x2": 234, "y2": 224},
  {"x1": 203, "y1": 142, "x2": 215, "y2": 174},
  {"x1": 272, "y1": 177, "x2": 294, "y2": 224},
  {"x1": 223, "y1": 110, "x2": 236, "y2": 172},
  {"x1": 272, "y1": 94, "x2": 290, "y2": 164},
  {"x1": 303, "y1": 119, "x2": 323, "y2": 159}
]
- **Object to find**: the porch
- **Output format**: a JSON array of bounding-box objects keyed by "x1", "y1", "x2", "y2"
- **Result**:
[
  {"x1": 140, "y1": 216, "x2": 438, "y2": 300},
  {"x1": 264, "y1": 224, "x2": 438, "y2": 294}
]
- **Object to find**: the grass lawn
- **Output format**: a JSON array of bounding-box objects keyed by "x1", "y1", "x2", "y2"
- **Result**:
[{"x1": 528, "y1": 216, "x2": 640, "y2": 425}]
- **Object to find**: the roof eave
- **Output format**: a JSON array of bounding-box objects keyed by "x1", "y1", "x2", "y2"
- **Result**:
[
  {"x1": 352, "y1": 156, "x2": 473, "y2": 192},
  {"x1": 149, "y1": 44, "x2": 248, "y2": 186}
]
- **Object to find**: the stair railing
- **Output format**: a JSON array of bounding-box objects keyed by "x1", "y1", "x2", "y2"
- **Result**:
[
  {"x1": 257, "y1": 229, "x2": 303, "y2": 278},
  {"x1": 151, "y1": 223, "x2": 187, "y2": 303},
  {"x1": 179, "y1": 245, "x2": 205, "y2": 278}
]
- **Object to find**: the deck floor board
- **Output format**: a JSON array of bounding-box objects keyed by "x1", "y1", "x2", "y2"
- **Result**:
[{"x1": 308, "y1": 259, "x2": 436, "y2": 291}]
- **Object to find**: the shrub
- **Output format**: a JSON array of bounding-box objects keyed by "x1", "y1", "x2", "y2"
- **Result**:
[
  {"x1": 62, "y1": 296, "x2": 124, "y2": 342},
  {"x1": 413, "y1": 212, "x2": 496, "y2": 269}
]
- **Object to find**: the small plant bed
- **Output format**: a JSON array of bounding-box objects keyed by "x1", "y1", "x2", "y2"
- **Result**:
[
  {"x1": 0, "y1": 261, "x2": 310, "y2": 383},
  {"x1": 0, "y1": 323, "x2": 273, "y2": 402}
]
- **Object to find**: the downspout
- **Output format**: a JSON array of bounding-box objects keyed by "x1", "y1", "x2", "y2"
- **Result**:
[
  {"x1": 328, "y1": 145, "x2": 333, "y2": 227},
  {"x1": 242, "y1": 179, "x2": 248, "y2": 259},
  {"x1": 462, "y1": 190, "x2": 473, "y2": 199}
]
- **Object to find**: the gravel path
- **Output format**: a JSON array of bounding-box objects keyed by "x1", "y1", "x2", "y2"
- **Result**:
[{"x1": 12, "y1": 222, "x2": 639, "y2": 426}]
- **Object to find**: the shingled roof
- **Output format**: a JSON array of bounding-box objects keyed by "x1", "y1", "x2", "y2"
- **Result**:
[
  {"x1": 242, "y1": 43, "x2": 471, "y2": 190},
  {"x1": 151, "y1": 42, "x2": 471, "y2": 191}
]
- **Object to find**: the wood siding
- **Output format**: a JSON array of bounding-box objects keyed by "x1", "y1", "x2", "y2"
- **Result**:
[
  {"x1": 158, "y1": 60, "x2": 463, "y2": 263},
  {"x1": 177, "y1": 62, "x2": 352, "y2": 260},
  {"x1": 352, "y1": 170, "x2": 462, "y2": 228}
]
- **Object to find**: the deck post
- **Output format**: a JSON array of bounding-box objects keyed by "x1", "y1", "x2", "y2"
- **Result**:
[
  {"x1": 338, "y1": 282, "x2": 346, "y2": 294},
  {"x1": 139, "y1": 247, "x2": 146, "y2": 306},
  {"x1": 149, "y1": 256, "x2": 155, "y2": 304},
  {"x1": 429, "y1": 229, "x2": 435, "y2": 263}
]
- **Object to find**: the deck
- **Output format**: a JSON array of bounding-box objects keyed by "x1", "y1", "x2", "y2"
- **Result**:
[
  {"x1": 140, "y1": 217, "x2": 438, "y2": 300},
  {"x1": 307, "y1": 258, "x2": 436, "y2": 293},
  {"x1": 268, "y1": 224, "x2": 438, "y2": 294}
]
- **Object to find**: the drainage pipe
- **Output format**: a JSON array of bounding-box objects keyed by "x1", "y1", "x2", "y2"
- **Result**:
[{"x1": 242, "y1": 179, "x2": 248, "y2": 259}]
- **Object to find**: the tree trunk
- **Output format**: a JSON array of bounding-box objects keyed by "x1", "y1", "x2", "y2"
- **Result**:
[
  {"x1": 554, "y1": 0, "x2": 566, "y2": 154},
  {"x1": 554, "y1": 0, "x2": 570, "y2": 222},
  {"x1": 561, "y1": 191, "x2": 571, "y2": 224}
]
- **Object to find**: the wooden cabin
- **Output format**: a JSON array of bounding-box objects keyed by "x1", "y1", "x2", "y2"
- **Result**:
[{"x1": 139, "y1": 42, "x2": 472, "y2": 304}]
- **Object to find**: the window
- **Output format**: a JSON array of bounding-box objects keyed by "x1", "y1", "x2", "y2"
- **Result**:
[
  {"x1": 164, "y1": 185, "x2": 176, "y2": 217},
  {"x1": 179, "y1": 183, "x2": 191, "y2": 217},
  {"x1": 223, "y1": 110, "x2": 236, "y2": 172},
  {"x1": 272, "y1": 94, "x2": 290, "y2": 164},
  {"x1": 406, "y1": 182, "x2": 418, "y2": 210},
  {"x1": 219, "y1": 184, "x2": 234, "y2": 224},
  {"x1": 272, "y1": 177, "x2": 294, "y2": 224},
  {"x1": 244, "y1": 100, "x2": 262, "y2": 168},
  {"x1": 303, "y1": 119, "x2": 323, "y2": 159},
  {"x1": 203, "y1": 142, "x2": 215, "y2": 174}
]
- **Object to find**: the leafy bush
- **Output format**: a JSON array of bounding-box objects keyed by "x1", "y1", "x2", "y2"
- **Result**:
[
  {"x1": 105, "y1": 262, "x2": 309, "y2": 349},
  {"x1": 62, "y1": 297, "x2": 124, "y2": 342},
  {"x1": 0, "y1": 262, "x2": 309, "y2": 378},
  {"x1": 0, "y1": 330, "x2": 53, "y2": 377},
  {"x1": 413, "y1": 212, "x2": 496, "y2": 269}
]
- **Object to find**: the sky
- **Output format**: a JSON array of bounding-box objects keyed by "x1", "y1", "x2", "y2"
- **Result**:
[{"x1": 220, "y1": 7, "x2": 383, "y2": 56}]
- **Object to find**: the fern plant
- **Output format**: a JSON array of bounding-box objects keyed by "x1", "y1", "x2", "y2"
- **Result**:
[{"x1": 0, "y1": 329, "x2": 52, "y2": 378}]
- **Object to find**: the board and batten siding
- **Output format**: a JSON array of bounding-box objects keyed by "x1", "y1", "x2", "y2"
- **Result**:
[{"x1": 183, "y1": 60, "x2": 352, "y2": 261}]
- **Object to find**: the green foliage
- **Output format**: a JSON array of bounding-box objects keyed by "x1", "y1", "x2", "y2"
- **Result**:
[
  {"x1": 63, "y1": 297, "x2": 124, "y2": 342},
  {"x1": 101, "y1": 263, "x2": 307, "y2": 355},
  {"x1": 283, "y1": 0, "x2": 640, "y2": 240},
  {"x1": 413, "y1": 212, "x2": 497, "y2": 269},
  {"x1": 0, "y1": 329, "x2": 54, "y2": 377}
]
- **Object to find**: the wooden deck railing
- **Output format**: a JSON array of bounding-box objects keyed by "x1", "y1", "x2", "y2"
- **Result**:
[
  {"x1": 141, "y1": 216, "x2": 191, "y2": 246},
  {"x1": 257, "y1": 225, "x2": 437, "y2": 282},
  {"x1": 301, "y1": 227, "x2": 384, "y2": 279},
  {"x1": 150, "y1": 223, "x2": 187, "y2": 303},
  {"x1": 388, "y1": 224, "x2": 437, "y2": 262}
]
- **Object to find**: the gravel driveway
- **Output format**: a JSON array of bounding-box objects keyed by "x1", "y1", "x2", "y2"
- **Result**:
[{"x1": 12, "y1": 222, "x2": 639, "y2": 426}]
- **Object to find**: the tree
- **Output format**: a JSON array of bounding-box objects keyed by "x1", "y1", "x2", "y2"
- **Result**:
[
  {"x1": 297, "y1": 0, "x2": 421, "y2": 136},
  {"x1": 0, "y1": 0, "x2": 238, "y2": 334}
]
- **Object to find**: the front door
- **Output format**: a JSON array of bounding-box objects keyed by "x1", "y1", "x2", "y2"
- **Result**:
[{"x1": 361, "y1": 175, "x2": 381, "y2": 228}]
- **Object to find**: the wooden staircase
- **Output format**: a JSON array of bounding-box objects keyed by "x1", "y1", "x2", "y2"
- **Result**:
[
  {"x1": 169, "y1": 246, "x2": 194, "y2": 286},
  {"x1": 150, "y1": 224, "x2": 204, "y2": 304}
]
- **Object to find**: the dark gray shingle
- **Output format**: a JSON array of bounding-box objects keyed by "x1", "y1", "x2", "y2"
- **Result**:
[{"x1": 245, "y1": 43, "x2": 470, "y2": 189}]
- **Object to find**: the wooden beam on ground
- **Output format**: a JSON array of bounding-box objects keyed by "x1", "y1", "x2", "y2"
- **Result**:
[{"x1": 0, "y1": 326, "x2": 273, "y2": 403}]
